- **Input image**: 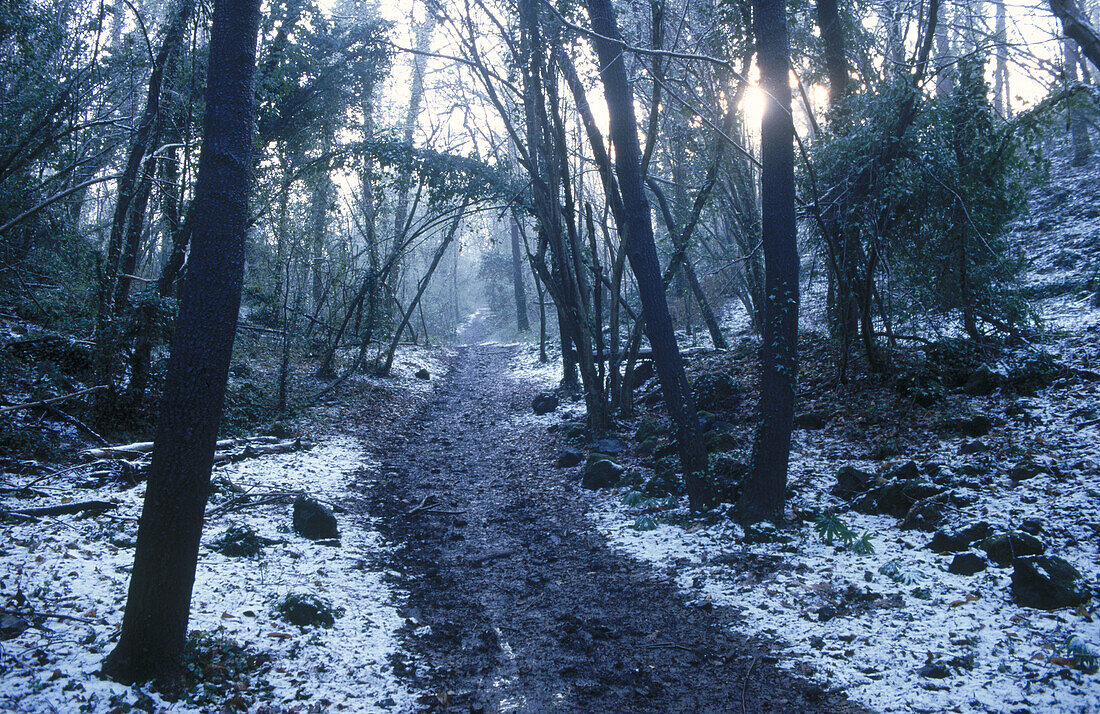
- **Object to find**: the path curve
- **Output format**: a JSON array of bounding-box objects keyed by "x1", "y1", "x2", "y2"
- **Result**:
[{"x1": 366, "y1": 314, "x2": 868, "y2": 713}]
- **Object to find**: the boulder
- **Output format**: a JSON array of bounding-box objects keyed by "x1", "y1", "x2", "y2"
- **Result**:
[
  {"x1": 691, "y1": 372, "x2": 741, "y2": 411},
  {"x1": 555, "y1": 447, "x2": 584, "y2": 468},
  {"x1": 293, "y1": 495, "x2": 339, "y2": 540},
  {"x1": 884, "y1": 461, "x2": 920, "y2": 481},
  {"x1": 1011, "y1": 556, "x2": 1092, "y2": 609},
  {"x1": 1008, "y1": 458, "x2": 1044, "y2": 482},
  {"x1": 833, "y1": 465, "x2": 876, "y2": 498},
  {"x1": 414, "y1": 368, "x2": 430, "y2": 380},
  {"x1": 854, "y1": 478, "x2": 944, "y2": 518},
  {"x1": 582, "y1": 453, "x2": 623, "y2": 489},
  {"x1": 532, "y1": 392, "x2": 559, "y2": 415},
  {"x1": 900, "y1": 493, "x2": 952, "y2": 531},
  {"x1": 958, "y1": 440, "x2": 989, "y2": 455},
  {"x1": 943, "y1": 414, "x2": 993, "y2": 438},
  {"x1": 594, "y1": 437, "x2": 626, "y2": 456},
  {"x1": 927, "y1": 521, "x2": 991, "y2": 553},
  {"x1": 634, "y1": 416, "x2": 661, "y2": 444},
  {"x1": 948, "y1": 552, "x2": 988, "y2": 576},
  {"x1": 705, "y1": 428, "x2": 738, "y2": 453},
  {"x1": 980, "y1": 531, "x2": 1044, "y2": 567},
  {"x1": 794, "y1": 411, "x2": 829, "y2": 430},
  {"x1": 963, "y1": 365, "x2": 999, "y2": 396},
  {"x1": 743, "y1": 521, "x2": 791, "y2": 544}
]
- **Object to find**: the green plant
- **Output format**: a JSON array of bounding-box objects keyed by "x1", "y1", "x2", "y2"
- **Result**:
[
  {"x1": 1061, "y1": 636, "x2": 1099, "y2": 674},
  {"x1": 273, "y1": 593, "x2": 343, "y2": 629},
  {"x1": 211, "y1": 525, "x2": 265, "y2": 558},
  {"x1": 632, "y1": 515, "x2": 659, "y2": 532},
  {"x1": 851, "y1": 532, "x2": 877, "y2": 555},
  {"x1": 814, "y1": 512, "x2": 856, "y2": 546}
]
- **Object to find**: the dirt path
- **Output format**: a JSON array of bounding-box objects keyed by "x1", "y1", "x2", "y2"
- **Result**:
[{"x1": 365, "y1": 315, "x2": 867, "y2": 713}]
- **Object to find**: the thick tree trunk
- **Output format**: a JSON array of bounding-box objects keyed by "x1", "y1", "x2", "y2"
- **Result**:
[
  {"x1": 584, "y1": 0, "x2": 709, "y2": 508},
  {"x1": 1065, "y1": 40, "x2": 1095, "y2": 166},
  {"x1": 816, "y1": 0, "x2": 849, "y2": 104},
  {"x1": 1051, "y1": 0, "x2": 1100, "y2": 72},
  {"x1": 101, "y1": 0, "x2": 261, "y2": 687},
  {"x1": 738, "y1": 0, "x2": 799, "y2": 525}
]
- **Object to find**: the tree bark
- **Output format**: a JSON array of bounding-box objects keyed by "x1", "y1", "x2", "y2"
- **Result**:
[
  {"x1": 101, "y1": 0, "x2": 261, "y2": 687},
  {"x1": 1051, "y1": 0, "x2": 1100, "y2": 72},
  {"x1": 584, "y1": 0, "x2": 709, "y2": 508},
  {"x1": 738, "y1": 0, "x2": 799, "y2": 525}
]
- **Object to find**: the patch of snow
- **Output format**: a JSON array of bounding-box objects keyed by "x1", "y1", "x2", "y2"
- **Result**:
[{"x1": 0, "y1": 437, "x2": 416, "y2": 713}]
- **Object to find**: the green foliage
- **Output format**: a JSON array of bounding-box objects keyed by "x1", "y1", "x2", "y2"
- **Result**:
[
  {"x1": 632, "y1": 515, "x2": 660, "y2": 531},
  {"x1": 812, "y1": 57, "x2": 1034, "y2": 337},
  {"x1": 851, "y1": 532, "x2": 877, "y2": 555},
  {"x1": 1061, "y1": 636, "x2": 1099, "y2": 674},
  {"x1": 182, "y1": 632, "x2": 271, "y2": 704},
  {"x1": 363, "y1": 139, "x2": 518, "y2": 207},
  {"x1": 814, "y1": 512, "x2": 857, "y2": 546},
  {"x1": 273, "y1": 592, "x2": 342, "y2": 629},
  {"x1": 211, "y1": 525, "x2": 266, "y2": 558}
]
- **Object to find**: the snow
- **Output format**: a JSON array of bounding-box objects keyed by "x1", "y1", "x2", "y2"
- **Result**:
[{"x1": 0, "y1": 437, "x2": 416, "y2": 713}]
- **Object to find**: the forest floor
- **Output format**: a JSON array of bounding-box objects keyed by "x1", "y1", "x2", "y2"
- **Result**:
[{"x1": 1, "y1": 158, "x2": 1099, "y2": 713}]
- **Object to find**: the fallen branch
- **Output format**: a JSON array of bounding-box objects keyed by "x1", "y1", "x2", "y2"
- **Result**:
[
  {"x1": 0, "y1": 607, "x2": 97, "y2": 625},
  {"x1": 84, "y1": 435, "x2": 281, "y2": 460},
  {"x1": 10, "y1": 500, "x2": 117, "y2": 518},
  {"x1": 0, "y1": 386, "x2": 107, "y2": 415},
  {"x1": 467, "y1": 548, "x2": 517, "y2": 566}
]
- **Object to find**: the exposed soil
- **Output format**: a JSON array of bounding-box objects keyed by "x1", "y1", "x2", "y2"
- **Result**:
[{"x1": 363, "y1": 313, "x2": 868, "y2": 713}]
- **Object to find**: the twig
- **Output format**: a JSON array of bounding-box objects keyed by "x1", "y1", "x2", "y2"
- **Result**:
[
  {"x1": 10, "y1": 500, "x2": 117, "y2": 518},
  {"x1": 0, "y1": 608, "x2": 96, "y2": 625},
  {"x1": 742, "y1": 656, "x2": 756, "y2": 714},
  {"x1": 640, "y1": 642, "x2": 697, "y2": 653},
  {"x1": 0, "y1": 386, "x2": 107, "y2": 415}
]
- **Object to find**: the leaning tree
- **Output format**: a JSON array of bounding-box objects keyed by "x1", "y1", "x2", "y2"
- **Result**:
[{"x1": 101, "y1": 0, "x2": 263, "y2": 687}]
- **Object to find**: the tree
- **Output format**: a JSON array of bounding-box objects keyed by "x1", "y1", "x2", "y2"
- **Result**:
[
  {"x1": 101, "y1": 0, "x2": 263, "y2": 688},
  {"x1": 737, "y1": 0, "x2": 799, "y2": 524},
  {"x1": 1051, "y1": 0, "x2": 1100, "y2": 72},
  {"x1": 584, "y1": 0, "x2": 710, "y2": 509}
]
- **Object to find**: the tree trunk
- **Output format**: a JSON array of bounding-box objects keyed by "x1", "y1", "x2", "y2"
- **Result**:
[
  {"x1": 101, "y1": 0, "x2": 261, "y2": 687},
  {"x1": 816, "y1": 0, "x2": 849, "y2": 104},
  {"x1": 510, "y1": 213, "x2": 530, "y2": 332},
  {"x1": 1065, "y1": 40, "x2": 1095, "y2": 166},
  {"x1": 1051, "y1": 0, "x2": 1100, "y2": 72},
  {"x1": 584, "y1": 0, "x2": 709, "y2": 508},
  {"x1": 738, "y1": 0, "x2": 799, "y2": 525}
]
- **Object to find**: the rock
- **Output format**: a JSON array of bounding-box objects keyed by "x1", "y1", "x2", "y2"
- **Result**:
[
  {"x1": 854, "y1": 478, "x2": 944, "y2": 518},
  {"x1": 964, "y1": 365, "x2": 999, "y2": 396},
  {"x1": 948, "y1": 552, "x2": 988, "y2": 575},
  {"x1": 414, "y1": 368, "x2": 430, "y2": 380},
  {"x1": 705, "y1": 428, "x2": 738, "y2": 453},
  {"x1": 293, "y1": 496, "x2": 339, "y2": 540},
  {"x1": 594, "y1": 437, "x2": 625, "y2": 456},
  {"x1": 0, "y1": 613, "x2": 29, "y2": 641},
  {"x1": 833, "y1": 465, "x2": 876, "y2": 498},
  {"x1": 918, "y1": 660, "x2": 953, "y2": 679},
  {"x1": 900, "y1": 493, "x2": 952, "y2": 531},
  {"x1": 794, "y1": 411, "x2": 828, "y2": 430},
  {"x1": 958, "y1": 440, "x2": 989, "y2": 455},
  {"x1": 1020, "y1": 517, "x2": 1043, "y2": 535},
  {"x1": 268, "y1": 420, "x2": 296, "y2": 439},
  {"x1": 636, "y1": 437, "x2": 657, "y2": 456},
  {"x1": 927, "y1": 521, "x2": 991, "y2": 553},
  {"x1": 943, "y1": 414, "x2": 993, "y2": 438},
  {"x1": 690, "y1": 372, "x2": 741, "y2": 411},
  {"x1": 980, "y1": 531, "x2": 1044, "y2": 567},
  {"x1": 743, "y1": 521, "x2": 791, "y2": 544},
  {"x1": 884, "y1": 461, "x2": 920, "y2": 481},
  {"x1": 1011, "y1": 556, "x2": 1092, "y2": 609},
  {"x1": 275, "y1": 592, "x2": 341, "y2": 628},
  {"x1": 582, "y1": 454, "x2": 623, "y2": 489},
  {"x1": 816, "y1": 605, "x2": 837, "y2": 623},
  {"x1": 1008, "y1": 458, "x2": 1044, "y2": 481},
  {"x1": 634, "y1": 416, "x2": 661, "y2": 444},
  {"x1": 532, "y1": 392, "x2": 559, "y2": 415},
  {"x1": 555, "y1": 447, "x2": 584, "y2": 468},
  {"x1": 629, "y1": 362, "x2": 655, "y2": 389}
]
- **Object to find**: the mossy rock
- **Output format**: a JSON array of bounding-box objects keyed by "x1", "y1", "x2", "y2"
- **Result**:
[{"x1": 274, "y1": 593, "x2": 343, "y2": 628}]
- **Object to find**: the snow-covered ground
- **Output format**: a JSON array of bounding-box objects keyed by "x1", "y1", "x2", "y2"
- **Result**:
[{"x1": 0, "y1": 437, "x2": 415, "y2": 712}]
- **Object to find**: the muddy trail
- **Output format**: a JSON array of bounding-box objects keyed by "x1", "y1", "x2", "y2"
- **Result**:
[{"x1": 364, "y1": 315, "x2": 867, "y2": 713}]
